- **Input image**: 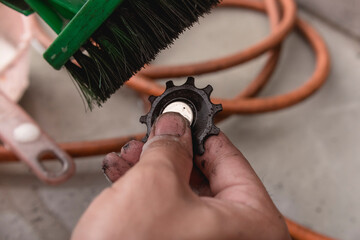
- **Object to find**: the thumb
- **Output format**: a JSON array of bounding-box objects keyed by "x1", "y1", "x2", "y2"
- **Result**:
[
  {"x1": 72, "y1": 113, "x2": 193, "y2": 239},
  {"x1": 139, "y1": 112, "x2": 194, "y2": 187}
]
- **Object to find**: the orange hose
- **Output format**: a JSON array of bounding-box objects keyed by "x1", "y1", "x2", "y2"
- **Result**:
[
  {"x1": 286, "y1": 218, "x2": 335, "y2": 240},
  {"x1": 0, "y1": 134, "x2": 144, "y2": 161},
  {"x1": 236, "y1": 0, "x2": 281, "y2": 99},
  {"x1": 139, "y1": 0, "x2": 296, "y2": 78},
  {"x1": 127, "y1": 0, "x2": 330, "y2": 115}
]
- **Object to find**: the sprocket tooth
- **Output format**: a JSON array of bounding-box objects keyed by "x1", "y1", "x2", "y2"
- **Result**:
[
  {"x1": 214, "y1": 104, "x2": 223, "y2": 113},
  {"x1": 203, "y1": 85, "x2": 213, "y2": 95},
  {"x1": 139, "y1": 115, "x2": 147, "y2": 124},
  {"x1": 209, "y1": 126, "x2": 220, "y2": 135},
  {"x1": 185, "y1": 77, "x2": 195, "y2": 86},
  {"x1": 165, "y1": 81, "x2": 175, "y2": 89},
  {"x1": 148, "y1": 95, "x2": 156, "y2": 103},
  {"x1": 142, "y1": 134, "x2": 149, "y2": 143}
]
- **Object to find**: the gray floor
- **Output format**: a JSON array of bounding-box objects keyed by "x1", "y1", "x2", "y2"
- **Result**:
[{"x1": 1, "y1": 6, "x2": 359, "y2": 240}]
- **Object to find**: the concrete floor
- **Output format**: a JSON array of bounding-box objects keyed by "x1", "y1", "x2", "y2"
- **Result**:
[{"x1": 1, "y1": 6, "x2": 359, "y2": 240}]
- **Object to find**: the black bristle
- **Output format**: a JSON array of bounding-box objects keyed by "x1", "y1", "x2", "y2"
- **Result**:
[{"x1": 65, "y1": 0, "x2": 221, "y2": 109}]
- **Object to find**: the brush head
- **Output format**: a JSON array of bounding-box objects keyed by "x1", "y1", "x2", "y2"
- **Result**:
[{"x1": 64, "y1": 0, "x2": 220, "y2": 109}]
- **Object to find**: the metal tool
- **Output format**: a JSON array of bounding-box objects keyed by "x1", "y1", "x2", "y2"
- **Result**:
[{"x1": 0, "y1": 90, "x2": 75, "y2": 184}]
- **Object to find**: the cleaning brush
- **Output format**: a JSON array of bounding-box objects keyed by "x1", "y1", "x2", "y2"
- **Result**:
[{"x1": 0, "y1": 0, "x2": 220, "y2": 109}]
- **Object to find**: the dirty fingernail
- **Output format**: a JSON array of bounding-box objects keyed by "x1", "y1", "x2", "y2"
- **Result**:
[{"x1": 154, "y1": 112, "x2": 187, "y2": 137}]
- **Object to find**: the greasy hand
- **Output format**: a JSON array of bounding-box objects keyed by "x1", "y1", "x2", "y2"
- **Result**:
[{"x1": 72, "y1": 113, "x2": 290, "y2": 240}]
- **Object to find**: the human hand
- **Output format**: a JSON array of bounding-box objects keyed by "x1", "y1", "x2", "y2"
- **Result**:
[{"x1": 72, "y1": 112, "x2": 290, "y2": 240}]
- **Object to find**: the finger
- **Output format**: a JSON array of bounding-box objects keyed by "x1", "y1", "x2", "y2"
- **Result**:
[
  {"x1": 134, "y1": 112, "x2": 194, "y2": 189},
  {"x1": 120, "y1": 140, "x2": 144, "y2": 166},
  {"x1": 102, "y1": 152, "x2": 131, "y2": 182},
  {"x1": 195, "y1": 132, "x2": 275, "y2": 211},
  {"x1": 102, "y1": 140, "x2": 144, "y2": 182}
]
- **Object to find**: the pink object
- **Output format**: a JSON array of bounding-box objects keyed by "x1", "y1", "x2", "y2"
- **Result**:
[
  {"x1": 0, "y1": 91, "x2": 76, "y2": 184},
  {"x1": 0, "y1": 5, "x2": 32, "y2": 102}
]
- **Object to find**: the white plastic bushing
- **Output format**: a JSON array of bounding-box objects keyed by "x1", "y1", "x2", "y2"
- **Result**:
[{"x1": 162, "y1": 101, "x2": 194, "y2": 124}]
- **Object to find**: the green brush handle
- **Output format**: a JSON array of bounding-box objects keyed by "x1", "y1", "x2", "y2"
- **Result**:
[
  {"x1": 0, "y1": 0, "x2": 34, "y2": 15},
  {"x1": 0, "y1": 0, "x2": 84, "y2": 33},
  {"x1": 44, "y1": 0, "x2": 125, "y2": 69},
  {"x1": 0, "y1": 0, "x2": 124, "y2": 69}
]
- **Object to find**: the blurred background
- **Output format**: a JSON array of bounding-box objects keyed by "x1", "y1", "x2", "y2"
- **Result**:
[{"x1": 1, "y1": 0, "x2": 360, "y2": 239}]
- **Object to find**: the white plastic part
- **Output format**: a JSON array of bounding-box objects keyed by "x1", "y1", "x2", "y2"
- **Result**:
[
  {"x1": 163, "y1": 101, "x2": 194, "y2": 124},
  {"x1": 13, "y1": 123, "x2": 41, "y2": 143}
]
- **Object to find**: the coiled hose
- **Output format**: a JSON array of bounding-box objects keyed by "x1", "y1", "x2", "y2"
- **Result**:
[{"x1": 0, "y1": 0, "x2": 333, "y2": 239}]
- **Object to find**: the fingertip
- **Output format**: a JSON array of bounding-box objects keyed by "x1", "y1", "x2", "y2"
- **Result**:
[
  {"x1": 102, "y1": 152, "x2": 121, "y2": 170},
  {"x1": 149, "y1": 112, "x2": 191, "y2": 138},
  {"x1": 102, "y1": 152, "x2": 131, "y2": 183},
  {"x1": 120, "y1": 140, "x2": 144, "y2": 166},
  {"x1": 143, "y1": 112, "x2": 193, "y2": 158}
]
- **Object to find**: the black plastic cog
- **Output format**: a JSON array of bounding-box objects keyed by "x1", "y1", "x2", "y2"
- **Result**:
[{"x1": 139, "y1": 77, "x2": 222, "y2": 155}]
